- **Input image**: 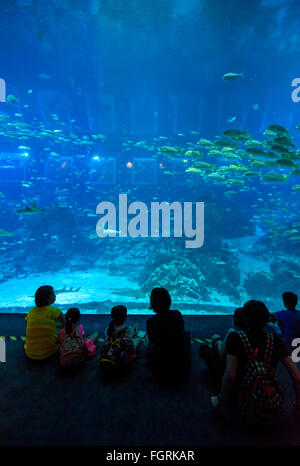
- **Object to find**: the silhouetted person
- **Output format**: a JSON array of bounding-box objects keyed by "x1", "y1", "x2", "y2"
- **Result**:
[
  {"x1": 25, "y1": 285, "x2": 65, "y2": 360},
  {"x1": 270, "y1": 292, "x2": 300, "y2": 351},
  {"x1": 146, "y1": 288, "x2": 190, "y2": 381}
]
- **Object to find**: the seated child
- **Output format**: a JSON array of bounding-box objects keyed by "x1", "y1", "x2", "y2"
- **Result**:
[
  {"x1": 199, "y1": 307, "x2": 245, "y2": 383},
  {"x1": 25, "y1": 285, "x2": 65, "y2": 360},
  {"x1": 270, "y1": 292, "x2": 300, "y2": 351},
  {"x1": 58, "y1": 307, "x2": 98, "y2": 366},
  {"x1": 100, "y1": 305, "x2": 142, "y2": 372}
]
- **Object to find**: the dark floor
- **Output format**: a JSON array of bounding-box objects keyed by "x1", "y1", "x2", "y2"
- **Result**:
[{"x1": 1, "y1": 313, "x2": 300, "y2": 446}]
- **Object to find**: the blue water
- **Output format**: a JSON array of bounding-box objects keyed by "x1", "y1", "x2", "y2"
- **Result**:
[{"x1": 0, "y1": 0, "x2": 299, "y2": 313}]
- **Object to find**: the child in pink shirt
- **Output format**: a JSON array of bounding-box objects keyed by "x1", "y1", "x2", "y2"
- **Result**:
[{"x1": 58, "y1": 308, "x2": 98, "y2": 366}]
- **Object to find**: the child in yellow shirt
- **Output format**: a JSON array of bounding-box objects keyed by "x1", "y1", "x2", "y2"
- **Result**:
[{"x1": 25, "y1": 285, "x2": 65, "y2": 359}]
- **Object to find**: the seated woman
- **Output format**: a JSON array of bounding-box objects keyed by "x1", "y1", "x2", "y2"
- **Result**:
[
  {"x1": 211, "y1": 300, "x2": 300, "y2": 425},
  {"x1": 146, "y1": 287, "x2": 190, "y2": 380},
  {"x1": 25, "y1": 285, "x2": 65, "y2": 360}
]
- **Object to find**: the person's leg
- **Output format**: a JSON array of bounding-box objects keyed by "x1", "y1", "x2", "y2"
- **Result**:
[
  {"x1": 132, "y1": 337, "x2": 143, "y2": 350},
  {"x1": 198, "y1": 344, "x2": 225, "y2": 384},
  {"x1": 143, "y1": 334, "x2": 149, "y2": 349},
  {"x1": 211, "y1": 334, "x2": 222, "y2": 345},
  {"x1": 184, "y1": 331, "x2": 191, "y2": 368},
  {"x1": 87, "y1": 332, "x2": 99, "y2": 342}
]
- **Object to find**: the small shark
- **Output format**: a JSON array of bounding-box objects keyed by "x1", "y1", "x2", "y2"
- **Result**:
[
  {"x1": 16, "y1": 203, "x2": 45, "y2": 215},
  {"x1": 31, "y1": 286, "x2": 81, "y2": 299},
  {"x1": 55, "y1": 286, "x2": 81, "y2": 294}
]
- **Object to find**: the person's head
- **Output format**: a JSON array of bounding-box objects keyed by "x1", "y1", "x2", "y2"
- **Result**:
[
  {"x1": 150, "y1": 288, "x2": 171, "y2": 314},
  {"x1": 65, "y1": 307, "x2": 80, "y2": 334},
  {"x1": 243, "y1": 300, "x2": 270, "y2": 332},
  {"x1": 35, "y1": 285, "x2": 55, "y2": 307},
  {"x1": 233, "y1": 307, "x2": 245, "y2": 330},
  {"x1": 107, "y1": 305, "x2": 127, "y2": 337},
  {"x1": 282, "y1": 292, "x2": 298, "y2": 310}
]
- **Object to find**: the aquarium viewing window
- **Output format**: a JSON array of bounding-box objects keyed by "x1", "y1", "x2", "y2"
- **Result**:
[
  {"x1": 0, "y1": 0, "x2": 298, "y2": 320},
  {"x1": 132, "y1": 158, "x2": 157, "y2": 185},
  {"x1": 89, "y1": 156, "x2": 116, "y2": 184},
  {"x1": 172, "y1": 159, "x2": 189, "y2": 185},
  {"x1": 45, "y1": 156, "x2": 73, "y2": 184}
]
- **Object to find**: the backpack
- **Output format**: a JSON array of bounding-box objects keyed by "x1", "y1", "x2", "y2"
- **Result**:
[
  {"x1": 237, "y1": 330, "x2": 283, "y2": 425},
  {"x1": 59, "y1": 332, "x2": 85, "y2": 367},
  {"x1": 99, "y1": 329, "x2": 135, "y2": 373}
]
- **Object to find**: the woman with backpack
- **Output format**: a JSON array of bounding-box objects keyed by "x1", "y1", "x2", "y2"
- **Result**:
[
  {"x1": 58, "y1": 308, "x2": 98, "y2": 367},
  {"x1": 210, "y1": 300, "x2": 300, "y2": 425}
]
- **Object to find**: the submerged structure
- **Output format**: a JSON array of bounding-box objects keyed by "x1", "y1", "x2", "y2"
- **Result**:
[{"x1": 0, "y1": 0, "x2": 299, "y2": 313}]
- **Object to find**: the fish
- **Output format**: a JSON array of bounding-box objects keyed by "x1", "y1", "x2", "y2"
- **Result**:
[
  {"x1": 192, "y1": 161, "x2": 215, "y2": 170},
  {"x1": 38, "y1": 73, "x2": 51, "y2": 80},
  {"x1": 222, "y1": 72, "x2": 244, "y2": 80},
  {"x1": 207, "y1": 150, "x2": 224, "y2": 157},
  {"x1": 102, "y1": 228, "x2": 121, "y2": 235},
  {"x1": 274, "y1": 136, "x2": 295, "y2": 148},
  {"x1": 244, "y1": 171, "x2": 258, "y2": 177},
  {"x1": 184, "y1": 150, "x2": 202, "y2": 157},
  {"x1": 0, "y1": 230, "x2": 15, "y2": 237},
  {"x1": 228, "y1": 116, "x2": 237, "y2": 123},
  {"x1": 225, "y1": 178, "x2": 245, "y2": 185},
  {"x1": 223, "y1": 129, "x2": 248, "y2": 140},
  {"x1": 245, "y1": 139, "x2": 263, "y2": 148},
  {"x1": 246, "y1": 147, "x2": 265, "y2": 156},
  {"x1": 158, "y1": 146, "x2": 182, "y2": 154},
  {"x1": 275, "y1": 158, "x2": 296, "y2": 168},
  {"x1": 262, "y1": 172, "x2": 288, "y2": 183},
  {"x1": 109, "y1": 288, "x2": 146, "y2": 299},
  {"x1": 185, "y1": 167, "x2": 204, "y2": 174},
  {"x1": 16, "y1": 203, "x2": 45, "y2": 215},
  {"x1": 55, "y1": 286, "x2": 81, "y2": 294},
  {"x1": 267, "y1": 124, "x2": 289, "y2": 135},
  {"x1": 228, "y1": 164, "x2": 248, "y2": 172},
  {"x1": 251, "y1": 104, "x2": 259, "y2": 110},
  {"x1": 6, "y1": 94, "x2": 19, "y2": 104},
  {"x1": 196, "y1": 139, "x2": 215, "y2": 148}
]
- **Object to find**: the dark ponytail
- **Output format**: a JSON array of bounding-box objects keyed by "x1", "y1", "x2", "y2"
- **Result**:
[
  {"x1": 107, "y1": 305, "x2": 127, "y2": 337},
  {"x1": 107, "y1": 320, "x2": 116, "y2": 338},
  {"x1": 65, "y1": 308, "x2": 80, "y2": 334}
]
